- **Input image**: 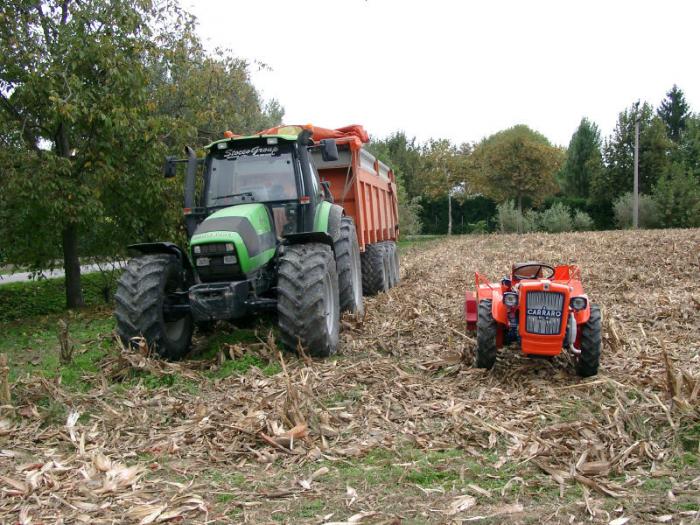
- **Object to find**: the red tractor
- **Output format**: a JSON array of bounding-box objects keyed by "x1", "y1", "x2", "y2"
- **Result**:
[{"x1": 465, "y1": 262, "x2": 602, "y2": 377}]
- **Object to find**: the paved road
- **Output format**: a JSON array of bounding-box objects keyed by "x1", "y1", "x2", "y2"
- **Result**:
[{"x1": 0, "y1": 262, "x2": 122, "y2": 286}]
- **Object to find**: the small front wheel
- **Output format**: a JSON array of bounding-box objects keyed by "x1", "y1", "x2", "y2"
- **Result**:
[
  {"x1": 475, "y1": 299, "x2": 497, "y2": 369},
  {"x1": 576, "y1": 304, "x2": 602, "y2": 377}
]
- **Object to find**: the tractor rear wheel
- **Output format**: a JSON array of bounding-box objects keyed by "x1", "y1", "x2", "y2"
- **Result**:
[
  {"x1": 277, "y1": 243, "x2": 340, "y2": 357},
  {"x1": 114, "y1": 254, "x2": 193, "y2": 359},
  {"x1": 475, "y1": 299, "x2": 497, "y2": 369},
  {"x1": 361, "y1": 243, "x2": 389, "y2": 295},
  {"x1": 576, "y1": 304, "x2": 602, "y2": 377},
  {"x1": 335, "y1": 217, "x2": 364, "y2": 315}
]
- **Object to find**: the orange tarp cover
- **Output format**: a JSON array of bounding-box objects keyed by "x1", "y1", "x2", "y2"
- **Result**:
[{"x1": 256, "y1": 124, "x2": 370, "y2": 150}]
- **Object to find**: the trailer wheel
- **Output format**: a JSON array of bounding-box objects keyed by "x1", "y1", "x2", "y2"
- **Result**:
[
  {"x1": 576, "y1": 304, "x2": 602, "y2": 377},
  {"x1": 114, "y1": 254, "x2": 193, "y2": 360},
  {"x1": 277, "y1": 243, "x2": 339, "y2": 357},
  {"x1": 384, "y1": 242, "x2": 399, "y2": 288},
  {"x1": 335, "y1": 217, "x2": 364, "y2": 315},
  {"x1": 361, "y1": 243, "x2": 389, "y2": 295},
  {"x1": 475, "y1": 299, "x2": 497, "y2": 369}
]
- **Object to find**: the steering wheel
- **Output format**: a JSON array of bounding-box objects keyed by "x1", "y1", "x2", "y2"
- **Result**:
[{"x1": 512, "y1": 262, "x2": 555, "y2": 280}]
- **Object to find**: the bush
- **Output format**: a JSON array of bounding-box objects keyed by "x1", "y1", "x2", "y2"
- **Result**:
[
  {"x1": 613, "y1": 192, "x2": 660, "y2": 229},
  {"x1": 522, "y1": 209, "x2": 540, "y2": 232},
  {"x1": 399, "y1": 196, "x2": 423, "y2": 235},
  {"x1": 496, "y1": 200, "x2": 523, "y2": 233},
  {"x1": 572, "y1": 210, "x2": 594, "y2": 231},
  {"x1": 539, "y1": 202, "x2": 573, "y2": 233},
  {"x1": 467, "y1": 220, "x2": 489, "y2": 234},
  {"x1": 653, "y1": 164, "x2": 700, "y2": 228}
]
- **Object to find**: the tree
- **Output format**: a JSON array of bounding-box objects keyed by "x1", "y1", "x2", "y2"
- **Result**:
[
  {"x1": 652, "y1": 163, "x2": 700, "y2": 228},
  {"x1": 0, "y1": 0, "x2": 282, "y2": 308},
  {"x1": 419, "y1": 139, "x2": 471, "y2": 235},
  {"x1": 658, "y1": 84, "x2": 690, "y2": 142},
  {"x1": 592, "y1": 102, "x2": 672, "y2": 207},
  {"x1": 560, "y1": 118, "x2": 603, "y2": 199},
  {"x1": 367, "y1": 132, "x2": 424, "y2": 234},
  {"x1": 470, "y1": 125, "x2": 563, "y2": 230}
]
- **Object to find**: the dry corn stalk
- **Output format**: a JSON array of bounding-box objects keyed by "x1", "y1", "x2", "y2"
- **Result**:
[
  {"x1": 0, "y1": 354, "x2": 10, "y2": 406},
  {"x1": 57, "y1": 319, "x2": 74, "y2": 365}
]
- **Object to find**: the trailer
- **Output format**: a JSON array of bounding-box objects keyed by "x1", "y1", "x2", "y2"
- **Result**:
[{"x1": 261, "y1": 124, "x2": 401, "y2": 296}]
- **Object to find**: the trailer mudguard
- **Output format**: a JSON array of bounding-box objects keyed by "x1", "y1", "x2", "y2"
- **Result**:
[{"x1": 190, "y1": 203, "x2": 276, "y2": 274}]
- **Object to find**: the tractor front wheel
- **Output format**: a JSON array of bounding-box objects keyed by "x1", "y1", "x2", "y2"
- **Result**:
[
  {"x1": 335, "y1": 217, "x2": 364, "y2": 316},
  {"x1": 576, "y1": 304, "x2": 602, "y2": 377},
  {"x1": 114, "y1": 254, "x2": 193, "y2": 359},
  {"x1": 475, "y1": 299, "x2": 498, "y2": 369},
  {"x1": 277, "y1": 243, "x2": 340, "y2": 357}
]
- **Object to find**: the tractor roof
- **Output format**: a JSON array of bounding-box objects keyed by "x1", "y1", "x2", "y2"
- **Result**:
[{"x1": 204, "y1": 133, "x2": 298, "y2": 150}]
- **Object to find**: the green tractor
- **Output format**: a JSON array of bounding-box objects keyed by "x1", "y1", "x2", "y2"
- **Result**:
[{"x1": 114, "y1": 128, "x2": 366, "y2": 358}]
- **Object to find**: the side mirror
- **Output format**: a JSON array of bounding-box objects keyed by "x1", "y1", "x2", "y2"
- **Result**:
[
  {"x1": 163, "y1": 156, "x2": 177, "y2": 178},
  {"x1": 320, "y1": 139, "x2": 339, "y2": 162}
]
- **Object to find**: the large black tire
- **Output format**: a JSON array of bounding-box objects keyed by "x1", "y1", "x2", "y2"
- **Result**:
[
  {"x1": 361, "y1": 243, "x2": 389, "y2": 295},
  {"x1": 335, "y1": 217, "x2": 364, "y2": 315},
  {"x1": 475, "y1": 300, "x2": 498, "y2": 369},
  {"x1": 114, "y1": 254, "x2": 193, "y2": 360},
  {"x1": 277, "y1": 243, "x2": 340, "y2": 357},
  {"x1": 576, "y1": 304, "x2": 602, "y2": 377}
]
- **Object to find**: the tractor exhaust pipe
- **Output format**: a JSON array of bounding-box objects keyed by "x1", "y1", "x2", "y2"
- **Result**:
[{"x1": 184, "y1": 146, "x2": 197, "y2": 237}]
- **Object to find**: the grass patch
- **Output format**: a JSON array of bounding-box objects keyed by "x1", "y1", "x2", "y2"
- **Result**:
[
  {"x1": 1, "y1": 309, "x2": 114, "y2": 388},
  {"x1": 207, "y1": 354, "x2": 281, "y2": 379},
  {"x1": 397, "y1": 235, "x2": 444, "y2": 250},
  {"x1": 0, "y1": 271, "x2": 117, "y2": 322}
]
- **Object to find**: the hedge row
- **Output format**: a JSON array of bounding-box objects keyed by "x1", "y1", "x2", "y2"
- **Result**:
[{"x1": 0, "y1": 272, "x2": 118, "y2": 323}]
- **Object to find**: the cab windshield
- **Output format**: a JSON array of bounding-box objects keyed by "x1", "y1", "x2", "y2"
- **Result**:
[{"x1": 205, "y1": 151, "x2": 298, "y2": 207}]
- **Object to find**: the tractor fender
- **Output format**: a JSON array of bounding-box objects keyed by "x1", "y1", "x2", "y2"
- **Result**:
[
  {"x1": 490, "y1": 293, "x2": 509, "y2": 325},
  {"x1": 127, "y1": 242, "x2": 194, "y2": 275},
  {"x1": 283, "y1": 231, "x2": 335, "y2": 253},
  {"x1": 326, "y1": 204, "x2": 344, "y2": 241}
]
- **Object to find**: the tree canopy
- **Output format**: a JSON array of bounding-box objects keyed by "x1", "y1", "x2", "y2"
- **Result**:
[
  {"x1": 470, "y1": 125, "x2": 563, "y2": 213},
  {"x1": 0, "y1": 0, "x2": 282, "y2": 307},
  {"x1": 658, "y1": 84, "x2": 690, "y2": 143},
  {"x1": 560, "y1": 118, "x2": 602, "y2": 199}
]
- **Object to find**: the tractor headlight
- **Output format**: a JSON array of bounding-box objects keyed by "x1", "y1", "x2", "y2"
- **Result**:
[
  {"x1": 570, "y1": 296, "x2": 587, "y2": 311},
  {"x1": 225, "y1": 243, "x2": 235, "y2": 252},
  {"x1": 223, "y1": 255, "x2": 237, "y2": 265},
  {"x1": 193, "y1": 245, "x2": 201, "y2": 255},
  {"x1": 503, "y1": 292, "x2": 518, "y2": 308},
  {"x1": 196, "y1": 257, "x2": 210, "y2": 267}
]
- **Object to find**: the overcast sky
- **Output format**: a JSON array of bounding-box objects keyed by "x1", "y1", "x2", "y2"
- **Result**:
[{"x1": 186, "y1": 0, "x2": 699, "y2": 147}]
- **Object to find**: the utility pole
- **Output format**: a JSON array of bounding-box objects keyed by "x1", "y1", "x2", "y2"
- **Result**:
[{"x1": 633, "y1": 116, "x2": 640, "y2": 229}]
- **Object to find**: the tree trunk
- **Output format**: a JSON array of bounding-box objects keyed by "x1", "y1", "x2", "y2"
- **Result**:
[
  {"x1": 62, "y1": 223, "x2": 84, "y2": 308},
  {"x1": 517, "y1": 194, "x2": 523, "y2": 234},
  {"x1": 447, "y1": 192, "x2": 452, "y2": 235}
]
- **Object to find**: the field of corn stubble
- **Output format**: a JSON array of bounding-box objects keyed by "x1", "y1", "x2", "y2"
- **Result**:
[{"x1": 1, "y1": 229, "x2": 699, "y2": 524}]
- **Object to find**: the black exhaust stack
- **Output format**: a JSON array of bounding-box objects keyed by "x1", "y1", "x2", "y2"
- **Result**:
[{"x1": 184, "y1": 146, "x2": 198, "y2": 237}]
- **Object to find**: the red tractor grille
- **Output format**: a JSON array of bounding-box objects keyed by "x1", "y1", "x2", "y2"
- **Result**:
[{"x1": 525, "y1": 291, "x2": 564, "y2": 335}]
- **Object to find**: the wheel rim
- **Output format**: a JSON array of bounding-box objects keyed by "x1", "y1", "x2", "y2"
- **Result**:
[{"x1": 323, "y1": 273, "x2": 336, "y2": 334}]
